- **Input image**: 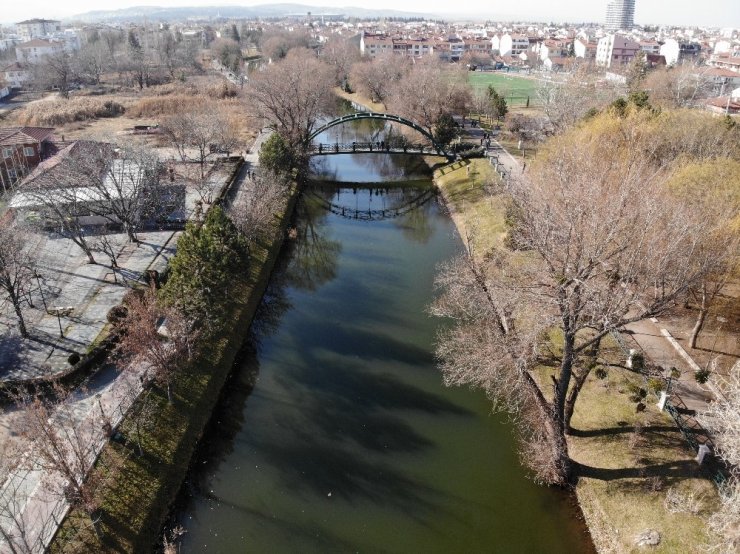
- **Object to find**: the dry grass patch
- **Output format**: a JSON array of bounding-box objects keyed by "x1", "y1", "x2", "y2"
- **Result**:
[{"x1": 14, "y1": 97, "x2": 126, "y2": 127}]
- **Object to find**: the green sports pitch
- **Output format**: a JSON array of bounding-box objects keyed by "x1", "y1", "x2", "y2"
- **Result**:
[{"x1": 468, "y1": 72, "x2": 539, "y2": 106}]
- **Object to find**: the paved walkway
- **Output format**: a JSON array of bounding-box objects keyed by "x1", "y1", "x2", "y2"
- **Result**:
[{"x1": 0, "y1": 157, "x2": 246, "y2": 552}]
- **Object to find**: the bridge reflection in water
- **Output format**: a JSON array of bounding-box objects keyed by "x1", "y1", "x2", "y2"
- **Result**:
[{"x1": 304, "y1": 186, "x2": 437, "y2": 221}]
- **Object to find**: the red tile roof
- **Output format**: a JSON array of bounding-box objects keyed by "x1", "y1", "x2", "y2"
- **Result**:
[{"x1": 0, "y1": 127, "x2": 54, "y2": 147}]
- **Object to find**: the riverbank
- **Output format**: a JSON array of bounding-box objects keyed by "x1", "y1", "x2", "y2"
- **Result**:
[
  {"x1": 432, "y1": 158, "x2": 717, "y2": 553},
  {"x1": 48, "y1": 172, "x2": 300, "y2": 552}
]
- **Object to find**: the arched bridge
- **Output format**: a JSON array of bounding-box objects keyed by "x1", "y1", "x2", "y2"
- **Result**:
[{"x1": 308, "y1": 112, "x2": 451, "y2": 159}]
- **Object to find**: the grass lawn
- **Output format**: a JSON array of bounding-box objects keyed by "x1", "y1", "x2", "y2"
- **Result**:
[
  {"x1": 434, "y1": 158, "x2": 507, "y2": 256},
  {"x1": 434, "y1": 160, "x2": 718, "y2": 553},
  {"x1": 468, "y1": 72, "x2": 539, "y2": 106}
]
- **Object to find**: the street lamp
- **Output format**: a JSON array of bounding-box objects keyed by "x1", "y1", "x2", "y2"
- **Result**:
[{"x1": 33, "y1": 270, "x2": 48, "y2": 312}]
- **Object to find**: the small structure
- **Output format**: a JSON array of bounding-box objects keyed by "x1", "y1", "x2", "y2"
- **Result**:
[{"x1": 0, "y1": 126, "x2": 55, "y2": 192}]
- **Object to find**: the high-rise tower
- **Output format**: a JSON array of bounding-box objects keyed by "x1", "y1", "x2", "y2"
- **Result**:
[{"x1": 605, "y1": 0, "x2": 635, "y2": 31}]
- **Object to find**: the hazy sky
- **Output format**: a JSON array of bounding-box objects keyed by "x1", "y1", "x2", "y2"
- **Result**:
[{"x1": 3, "y1": 0, "x2": 739, "y2": 28}]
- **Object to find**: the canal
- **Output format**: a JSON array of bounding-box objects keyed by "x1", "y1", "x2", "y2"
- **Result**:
[{"x1": 174, "y1": 122, "x2": 594, "y2": 553}]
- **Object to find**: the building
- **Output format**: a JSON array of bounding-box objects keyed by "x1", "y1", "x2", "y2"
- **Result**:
[
  {"x1": 15, "y1": 39, "x2": 64, "y2": 63},
  {"x1": 638, "y1": 41, "x2": 660, "y2": 56},
  {"x1": 574, "y1": 38, "x2": 598, "y2": 60},
  {"x1": 605, "y1": 0, "x2": 635, "y2": 31},
  {"x1": 0, "y1": 127, "x2": 55, "y2": 192},
  {"x1": 15, "y1": 19, "x2": 61, "y2": 41},
  {"x1": 1, "y1": 62, "x2": 32, "y2": 88},
  {"x1": 499, "y1": 33, "x2": 530, "y2": 56},
  {"x1": 596, "y1": 35, "x2": 640, "y2": 68}
]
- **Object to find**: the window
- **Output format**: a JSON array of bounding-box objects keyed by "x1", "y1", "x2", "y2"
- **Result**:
[
  {"x1": 8, "y1": 168, "x2": 16, "y2": 178},
  {"x1": 2, "y1": 148, "x2": 12, "y2": 159},
  {"x1": 24, "y1": 146, "x2": 34, "y2": 157}
]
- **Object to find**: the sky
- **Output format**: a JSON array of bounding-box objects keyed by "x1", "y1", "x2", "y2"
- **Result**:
[{"x1": 2, "y1": 0, "x2": 739, "y2": 28}]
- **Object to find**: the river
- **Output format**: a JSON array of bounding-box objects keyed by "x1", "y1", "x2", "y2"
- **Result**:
[{"x1": 173, "y1": 121, "x2": 594, "y2": 553}]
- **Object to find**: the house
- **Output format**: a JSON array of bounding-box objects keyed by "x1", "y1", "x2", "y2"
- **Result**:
[
  {"x1": 574, "y1": 39, "x2": 598, "y2": 60},
  {"x1": 543, "y1": 56, "x2": 575, "y2": 72},
  {"x1": 0, "y1": 126, "x2": 55, "y2": 192},
  {"x1": 596, "y1": 35, "x2": 640, "y2": 68},
  {"x1": 708, "y1": 54, "x2": 740, "y2": 74},
  {"x1": 1, "y1": 62, "x2": 31, "y2": 88},
  {"x1": 701, "y1": 67, "x2": 740, "y2": 94},
  {"x1": 9, "y1": 140, "x2": 170, "y2": 227},
  {"x1": 15, "y1": 39, "x2": 64, "y2": 63},
  {"x1": 500, "y1": 33, "x2": 529, "y2": 56},
  {"x1": 537, "y1": 39, "x2": 570, "y2": 61},
  {"x1": 15, "y1": 19, "x2": 61, "y2": 41},
  {"x1": 638, "y1": 41, "x2": 660, "y2": 56}
]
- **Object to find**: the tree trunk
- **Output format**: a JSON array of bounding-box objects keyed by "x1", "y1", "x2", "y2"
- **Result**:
[
  {"x1": 689, "y1": 283, "x2": 707, "y2": 349},
  {"x1": 555, "y1": 331, "x2": 575, "y2": 435},
  {"x1": 166, "y1": 383, "x2": 172, "y2": 403},
  {"x1": 8, "y1": 289, "x2": 28, "y2": 338},
  {"x1": 125, "y1": 224, "x2": 138, "y2": 244},
  {"x1": 564, "y1": 368, "x2": 590, "y2": 434}
]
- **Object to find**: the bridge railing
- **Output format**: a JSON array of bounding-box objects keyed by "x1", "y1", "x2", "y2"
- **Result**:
[{"x1": 309, "y1": 142, "x2": 439, "y2": 154}]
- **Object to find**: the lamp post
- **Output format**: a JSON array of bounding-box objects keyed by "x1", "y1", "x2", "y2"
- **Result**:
[{"x1": 33, "y1": 270, "x2": 48, "y2": 312}]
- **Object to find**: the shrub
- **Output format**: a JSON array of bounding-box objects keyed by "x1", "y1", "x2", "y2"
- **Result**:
[
  {"x1": 647, "y1": 377, "x2": 664, "y2": 394},
  {"x1": 695, "y1": 368, "x2": 711, "y2": 384},
  {"x1": 107, "y1": 305, "x2": 129, "y2": 324}
]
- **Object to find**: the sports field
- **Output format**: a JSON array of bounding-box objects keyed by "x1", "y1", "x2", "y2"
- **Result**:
[{"x1": 468, "y1": 72, "x2": 539, "y2": 106}]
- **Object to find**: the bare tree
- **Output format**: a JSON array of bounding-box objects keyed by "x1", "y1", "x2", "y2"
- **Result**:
[
  {"x1": 117, "y1": 290, "x2": 198, "y2": 403},
  {"x1": 16, "y1": 386, "x2": 120, "y2": 536},
  {"x1": 0, "y1": 220, "x2": 34, "y2": 337},
  {"x1": 700, "y1": 366, "x2": 740, "y2": 553},
  {"x1": 161, "y1": 105, "x2": 240, "y2": 180},
  {"x1": 320, "y1": 36, "x2": 360, "y2": 89},
  {"x1": 229, "y1": 170, "x2": 290, "y2": 244},
  {"x1": 641, "y1": 63, "x2": 713, "y2": 108},
  {"x1": 388, "y1": 56, "x2": 471, "y2": 137},
  {"x1": 66, "y1": 141, "x2": 161, "y2": 243},
  {"x1": 247, "y1": 48, "x2": 335, "y2": 152},
  {"x1": 432, "y1": 113, "x2": 724, "y2": 485},
  {"x1": 536, "y1": 69, "x2": 621, "y2": 133},
  {"x1": 77, "y1": 41, "x2": 109, "y2": 85},
  {"x1": 349, "y1": 53, "x2": 409, "y2": 108},
  {"x1": 668, "y1": 159, "x2": 740, "y2": 348},
  {"x1": 34, "y1": 50, "x2": 75, "y2": 98}
]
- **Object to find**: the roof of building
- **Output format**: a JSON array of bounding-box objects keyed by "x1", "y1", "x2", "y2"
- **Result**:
[
  {"x1": 17, "y1": 140, "x2": 111, "y2": 190},
  {"x1": 1, "y1": 62, "x2": 30, "y2": 73},
  {"x1": 0, "y1": 127, "x2": 54, "y2": 147},
  {"x1": 17, "y1": 39, "x2": 61, "y2": 48}
]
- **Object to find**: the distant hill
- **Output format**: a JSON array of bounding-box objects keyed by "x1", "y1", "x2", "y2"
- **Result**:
[{"x1": 70, "y1": 3, "x2": 435, "y2": 23}]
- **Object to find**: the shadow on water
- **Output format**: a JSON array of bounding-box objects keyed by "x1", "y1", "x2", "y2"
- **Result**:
[{"x1": 169, "y1": 122, "x2": 596, "y2": 554}]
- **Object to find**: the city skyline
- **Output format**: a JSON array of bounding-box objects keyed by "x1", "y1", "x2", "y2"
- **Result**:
[{"x1": 2, "y1": 0, "x2": 739, "y2": 28}]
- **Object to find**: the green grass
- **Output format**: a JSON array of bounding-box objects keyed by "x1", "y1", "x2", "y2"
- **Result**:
[
  {"x1": 434, "y1": 158, "x2": 507, "y2": 257},
  {"x1": 468, "y1": 72, "x2": 539, "y2": 106},
  {"x1": 49, "y1": 187, "x2": 300, "y2": 553}
]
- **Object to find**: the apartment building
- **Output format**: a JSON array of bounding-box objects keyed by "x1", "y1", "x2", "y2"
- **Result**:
[
  {"x1": 596, "y1": 35, "x2": 640, "y2": 68},
  {"x1": 15, "y1": 19, "x2": 61, "y2": 41},
  {"x1": 499, "y1": 33, "x2": 530, "y2": 56},
  {"x1": 15, "y1": 39, "x2": 64, "y2": 63}
]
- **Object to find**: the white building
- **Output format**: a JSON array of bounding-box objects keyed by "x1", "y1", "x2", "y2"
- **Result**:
[
  {"x1": 2, "y1": 62, "x2": 32, "y2": 88},
  {"x1": 596, "y1": 35, "x2": 640, "y2": 68},
  {"x1": 15, "y1": 39, "x2": 64, "y2": 63},
  {"x1": 15, "y1": 19, "x2": 61, "y2": 41},
  {"x1": 660, "y1": 39, "x2": 680, "y2": 66},
  {"x1": 499, "y1": 33, "x2": 529, "y2": 56},
  {"x1": 574, "y1": 38, "x2": 597, "y2": 60}
]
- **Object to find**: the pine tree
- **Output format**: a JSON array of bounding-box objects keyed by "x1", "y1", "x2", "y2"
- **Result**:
[{"x1": 162, "y1": 206, "x2": 249, "y2": 326}]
